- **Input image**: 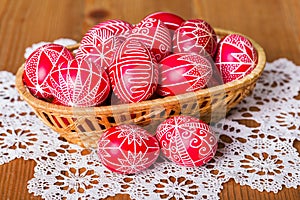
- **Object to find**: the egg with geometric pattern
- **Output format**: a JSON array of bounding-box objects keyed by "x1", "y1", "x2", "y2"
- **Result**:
[
  {"x1": 23, "y1": 43, "x2": 74, "y2": 99},
  {"x1": 155, "y1": 115, "x2": 218, "y2": 167},
  {"x1": 76, "y1": 19, "x2": 133, "y2": 71},
  {"x1": 156, "y1": 53, "x2": 213, "y2": 97},
  {"x1": 214, "y1": 33, "x2": 258, "y2": 83},
  {"x1": 48, "y1": 59, "x2": 110, "y2": 107},
  {"x1": 97, "y1": 124, "x2": 160, "y2": 174},
  {"x1": 172, "y1": 19, "x2": 218, "y2": 57}
]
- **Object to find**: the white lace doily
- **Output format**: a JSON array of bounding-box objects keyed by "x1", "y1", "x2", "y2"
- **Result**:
[{"x1": 0, "y1": 39, "x2": 300, "y2": 199}]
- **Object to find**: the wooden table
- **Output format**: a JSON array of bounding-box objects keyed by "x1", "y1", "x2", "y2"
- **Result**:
[{"x1": 0, "y1": 0, "x2": 300, "y2": 199}]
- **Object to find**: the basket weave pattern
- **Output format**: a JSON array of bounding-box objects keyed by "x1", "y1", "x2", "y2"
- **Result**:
[{"x1": 15, "y1": 28, "x2": 266, "y2": 148}]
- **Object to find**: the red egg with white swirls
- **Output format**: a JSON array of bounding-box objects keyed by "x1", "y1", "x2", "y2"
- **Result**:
[
  {"x1": 157, "y1": 53, "x2": 213, "y2": 97},
  {"x1": 214, "y1": 34, "x2": 258, "y2": 83},
  {"x1": 130, "y1": 17, "x2": 172, "y2": 62},
  {"x1": 173, "y1": 19, "x2": 218, "y2": 57},
  {"x1": 143, "y1": 11, "x2": 185, "y2": 33},
  {"x1": 48, "y1": 59, "x2": 110, "y2": 107},
  {"x1": 155, "y1": 115, "x2": 218, "y2": 167},
  {"x1": 108, "y1": 38, "x2": 158, "y2": 103},
  {"x1": 23, "y1": 43, "x2": 74, "y2": 99},
  {"x1": 76, "y1": 19, "x2": 133, "y2": 71},
  {"x1": 97, "y1": 124, "x2": 160, "y2": 174}
]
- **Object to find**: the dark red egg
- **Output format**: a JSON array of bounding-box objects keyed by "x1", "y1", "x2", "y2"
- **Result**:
[
  {"x1": 157, "y1": 53, "x2": 213, "y2": 96},
  {"x1": 214, "y1": 33, "x2": 258, "y2": 83},
  {"x1": 23, "y1": 44, "x2": 74, "y2": 99},
  {"x1": 109, "y1": 38, "x2": 158, "y2": 103},
  {"x1": 155, "y1": 115, "x2": 218, "y2": 167},
  {"x1": 173, "y1": 19, "x2": 217, "y2": 57},
  {"x1": 97, "y1": 124, "x2": 160, "y2": 174},
  {"x1": 48, "y1": 59, "x2": 110, "y2": 107}
]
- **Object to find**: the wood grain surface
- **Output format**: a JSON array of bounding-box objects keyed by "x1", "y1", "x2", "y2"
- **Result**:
[{"x1": 0, "y1": 0, "x2": 300, "y2": 199}]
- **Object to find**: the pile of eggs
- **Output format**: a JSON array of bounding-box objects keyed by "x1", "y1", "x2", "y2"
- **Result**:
[{"x1": 22, "y1": 11, "x2": 258, "y2": 174}]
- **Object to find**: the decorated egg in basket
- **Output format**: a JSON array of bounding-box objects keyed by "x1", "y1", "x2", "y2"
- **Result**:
[
  {"x1": 214, "y1": 33, "x2": 258, "y2": 83},
  {"x1": 76, "y1": 19, "x2": 133, "y2": 71},
  {"x1": 155, "y1": 115, "x2": 218, "y2": 167},
  {"x1": 48, "y1": 59, "x2": 110, "y2": 107},
  {"x1": 143, "y1": 11, "x2": 185, "y2": 33},
  {"x1": 157, "y1": 53, "x2": 213, "y2": 96},
  {"x1": 23, "y1": 43, "x2": 74, "y2": 99},
  {"x1": 173, "y1": 19, "x2": 218, "y2": 57},
  {"x1": 97, "y1": 124, "x2": 160, "y2": 174},
  {"x1": 108, "y1": 38, "x2": 158, "y2": 103},
  {"x1": 131, "y1": 17, "x2": 172, "y2": 62}
]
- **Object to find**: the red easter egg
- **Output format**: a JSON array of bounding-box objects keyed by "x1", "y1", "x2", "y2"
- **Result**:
[
  {"x1": 157, "y1": 53, "x2": 213, "y2": 96},
  {"x1": 155, "y1": 115, "x2": 218, "y2": 167},
  {"x1": 97, "y1": 124, "x2": 160, "y2": 174},
  {"x1": 109, "y1": 38, "x2": 158, "y2": 103},
  {"x1": 48, "y1": 59, "x2": 110, "y2": 107},
  {"x1": 214, "y1": 34, "x2": 258, "y2": 83},
  {"x1": 131, "y1": 17, "x2": 172, "y2": 62},
  {"x1": 23, "y1": 44, "x2": 74, "y2": 99},
  {"x1": 76, "y1": 19, "x2": 133, "y2": 71},
  {"x1": 173, "y1": 19, "x2": 218, "y2": 57},
  {"x1": 144, "y1": 12, "x2": 185, "y2": 32}
]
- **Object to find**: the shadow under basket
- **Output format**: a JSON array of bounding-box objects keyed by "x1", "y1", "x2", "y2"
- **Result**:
[{"x1": 15, "y1": 28, "x2": 266, "y2": 149}]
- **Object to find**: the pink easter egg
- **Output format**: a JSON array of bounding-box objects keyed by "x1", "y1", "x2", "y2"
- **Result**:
[
  {"x1": 173, "y1": 19, "x2": 218, "y2": 57},
  {"x1": 155, "y1": 115, "x2": 218, "y2": 167},
  {"x1": 48, "y1": 59, "x2": 110, "y2": 107},
  {"x1": 108, "y1": 38, "x2": 158, "y2": 103},
  {"x1": 97, "y1": 124, "x2": 160, "y2": 174},
  {"x1": 157, "y1": 53, "x2": 213, "y2": 96},
  {"x1": 23, "y1": 43, "x2": 74, "y2": 99},
  {"x1": 214, "y1": 33, "x2": 258, "y2": 83}
]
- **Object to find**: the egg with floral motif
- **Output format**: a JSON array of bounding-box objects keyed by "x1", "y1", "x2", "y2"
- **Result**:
[
  {"x1": 97, "y1": 124, "x2": 160, "y2": 174},
  {"x1": 76, "y1": 19, "x2": 133, "y2": 71}
]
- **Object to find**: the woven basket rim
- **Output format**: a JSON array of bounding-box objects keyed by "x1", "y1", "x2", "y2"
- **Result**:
[{"x1": 15, "y1": 27, "x2": 266, "y2": 116}]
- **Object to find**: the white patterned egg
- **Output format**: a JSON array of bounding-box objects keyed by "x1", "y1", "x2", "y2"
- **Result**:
[
  {"x1": 155, "y1": 115, "x2": 218, "y2": 167},
  {"x1": 157, "y1": 53, "x2": 213, "y2": 97},
  {"x1": 130, "y1": 17, "x2": 172, "y2": 62},
  {"x1": 214, "y1": 34, "x2": 258, "y2": 83},
  {"x1": 76, "y1": 19, "x2": 133, "y2": 71},
  {"x1": 97, "y1": 124, "x2": 160, "y2": 174},
  {"x1": 48, "y1": 59, "x2": 110, "y2": 107},
  {"x1": 108, "y1": 38, "x2": 158, "y2": 103}
]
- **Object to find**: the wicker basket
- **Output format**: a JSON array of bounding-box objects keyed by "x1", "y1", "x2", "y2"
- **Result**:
[{"x1": 15, "y1": 28, "x2": 266, "y2": 148}]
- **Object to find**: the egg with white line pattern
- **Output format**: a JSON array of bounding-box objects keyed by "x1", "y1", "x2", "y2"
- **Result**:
[
  {"x1": 130, "y1": 17, "x2": 172, "y2": 62},
  {"x1": 157, "y1": 53, "x2": 213, "y2": 97},
  {"x1": 48, "y1": 59, "x2": 110, "y2": 107},
  {"x1": 155, "y1": 115, "x2": 218, "y2": 167},
  {"x1": 108, "y1": 38, "x2": 158, "y2": 103},
  {"x1": 97, "y1": 124, "x2": 160, "y2": 174},
  {"x1": 214, "y1": 33, "x2": 258, "y2": 83},
  {"x1": 76, "y1": 19, "x2": 133, "y2": 71},
  {"x1": 173, "y1": 19, "x2": 218, "y2": 57}
]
